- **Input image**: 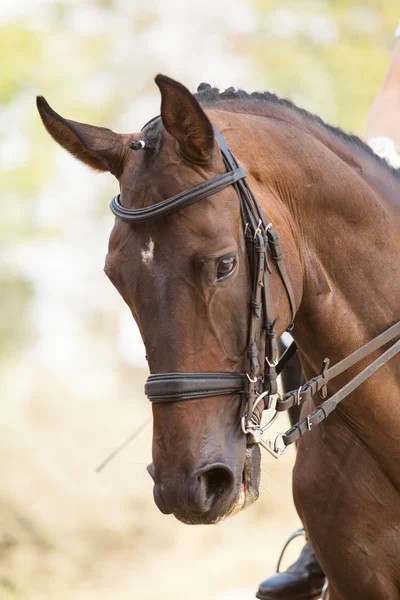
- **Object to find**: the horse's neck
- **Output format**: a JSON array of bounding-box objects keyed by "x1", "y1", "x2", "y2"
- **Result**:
[
  {"x1": 285, "y1": 128, "x2": 400, "y2": 369},
  {"x1": 266, "y1": 119, "x2": 400, "y2": 470},
  {"x1": 217, "y1": 107, "x2": 399, "y2": 375}
]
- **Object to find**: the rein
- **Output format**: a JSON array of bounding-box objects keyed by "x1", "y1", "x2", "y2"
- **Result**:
[{"x1": 110, "y1": 123, "x2": 400, "y2": 457}]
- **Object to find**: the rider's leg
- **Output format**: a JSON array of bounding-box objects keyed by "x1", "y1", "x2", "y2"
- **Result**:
[{"x1": 257, "y1": 541, "x2": 325, "y2": 600}]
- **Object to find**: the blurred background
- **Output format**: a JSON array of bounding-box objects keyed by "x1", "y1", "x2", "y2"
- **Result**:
[{"x1": 1, "y1": 1, "x2": 398, "y2": 598}]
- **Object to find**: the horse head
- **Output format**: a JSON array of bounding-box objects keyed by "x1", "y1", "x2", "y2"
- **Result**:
[{"x1": 37, "y1": 75, "x2": 301, "y2": 525}]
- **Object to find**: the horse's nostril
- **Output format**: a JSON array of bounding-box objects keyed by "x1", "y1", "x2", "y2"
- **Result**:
[
  {"x1": 152, "y1": 464, "x2": 236, "y2": 517},
  {"x1": 188, "y1": 464, "x2": 235, "y2": 514},
  {"x1": 201, "y1": 465, "x2": 234, "y2": 501}
]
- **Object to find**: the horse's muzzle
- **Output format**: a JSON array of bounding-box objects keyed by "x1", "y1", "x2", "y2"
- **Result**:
[{"x1": 148, "y1": 462, "x2": 237, "y2": 523}]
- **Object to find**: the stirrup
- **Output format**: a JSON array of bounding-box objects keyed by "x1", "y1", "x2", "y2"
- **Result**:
[
  {"x1": 276, "y1": 527, "x2": 306, "y2": 573},
  {"x1": 276, "y1": 527, "x2": 329, "y2": 599},
  {"x1": 321, "y1": 579, "x2": 329, "y2": 599}
]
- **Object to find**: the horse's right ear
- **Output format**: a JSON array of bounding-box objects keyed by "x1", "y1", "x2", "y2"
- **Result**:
[{"x1": 36, "y1": 96, "x2": 122, "y2": 173}]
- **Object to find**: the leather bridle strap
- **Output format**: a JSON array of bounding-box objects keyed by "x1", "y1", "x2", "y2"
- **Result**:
[
  {"x1": 110, "y1": 124, "x2": 297, "y2": 426},
  {"x1": 267, "y1": 227, "x2": 297, "y2": 331},
  {"x1": 108, "y1": 115, "x2": 400, "y2": 457},
  {"x1": 282, "y1": 330, "x2": 400, "y2": 446},
  {"x1": 145, "y1": 372, "x2": 247, "y2": 402},
  {"x1": 277, "y1": 320, "x2": 400, "y2": 411},
  {"x1": 110, "y1": 167, "x2": 246, "y2": 222},
  {"x1": 212, "y1": 129, "x2": 296, "y2": 419}
]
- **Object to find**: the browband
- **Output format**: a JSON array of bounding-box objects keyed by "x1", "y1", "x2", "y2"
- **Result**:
[{"x1": 110, "y1": 167, "x2": 246, "y2": 222}]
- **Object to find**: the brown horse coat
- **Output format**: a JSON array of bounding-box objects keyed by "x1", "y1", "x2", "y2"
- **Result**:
[{"x1": 37, "y1": 76, "x2": 400, "y2": 599}]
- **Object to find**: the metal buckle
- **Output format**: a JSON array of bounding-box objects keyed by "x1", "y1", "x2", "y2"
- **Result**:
[
  {"x1": 296, "y1": 386, "x2": 302, "y2": 406},
  {"x1": 265, "y1": 356, "x2": 278, "y2": 368},
  {"x1": 253, "y1": 219, "x2": 262, "y2": 239},
  {"x1": 307, "y1": 415, "x2": 312, "y2": 431},
  {"x1": 246, "y1": 373, "x2": 258, "y2": 384}
]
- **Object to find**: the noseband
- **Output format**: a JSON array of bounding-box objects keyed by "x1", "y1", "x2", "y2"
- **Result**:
[{"x1": 110, "y1": 123, "x2": 297, "y2": 443}]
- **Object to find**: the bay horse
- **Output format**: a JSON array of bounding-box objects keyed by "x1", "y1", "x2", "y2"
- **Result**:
[{"x1": 37, "y1": 75, "x2": 400, "y2": 599}]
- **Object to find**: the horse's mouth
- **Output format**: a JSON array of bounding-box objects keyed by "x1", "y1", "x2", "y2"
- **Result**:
[{"x1": 220, "y1": 445, "x2": 261, "y2": 521}]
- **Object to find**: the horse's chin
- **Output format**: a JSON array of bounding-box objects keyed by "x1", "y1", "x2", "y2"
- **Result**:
[{"x1": 173, "y1": 446, "x2": 261, "y2": 525}]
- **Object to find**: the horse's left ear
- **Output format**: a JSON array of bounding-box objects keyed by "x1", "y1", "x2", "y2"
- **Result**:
[{"x1": 155, "y1": 74, "x2": 214, "y2": 162}]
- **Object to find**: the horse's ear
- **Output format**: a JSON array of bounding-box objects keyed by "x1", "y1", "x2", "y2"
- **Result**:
[
  {"x1": 36, "y1": 96, "x2": 121, "y2": 173},
  {"x1": 155, "y1": 74, "x2": 214, "y2": 162}
]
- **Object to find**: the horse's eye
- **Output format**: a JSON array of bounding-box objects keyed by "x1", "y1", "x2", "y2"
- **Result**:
[{"x1": 216, "y1": 256, "x2": 237, "y2": 279}]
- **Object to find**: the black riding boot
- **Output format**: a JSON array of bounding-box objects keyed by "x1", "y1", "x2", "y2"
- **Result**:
[{"x1": 256, "y1": 541, "x2": 325, "y2": 600}]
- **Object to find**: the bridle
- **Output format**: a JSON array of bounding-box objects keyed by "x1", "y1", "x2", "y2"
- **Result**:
[
  {"x1": 110, "y1": 119, "x2": 400, "y2": 458},
  {"x1": 111, "y1": 122, "x2": 296, "y2": 445}
]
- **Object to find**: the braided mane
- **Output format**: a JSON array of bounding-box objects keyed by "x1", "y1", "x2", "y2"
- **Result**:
[{"x1": 195, "y1": 82, "x2": 400, "y2": 180}]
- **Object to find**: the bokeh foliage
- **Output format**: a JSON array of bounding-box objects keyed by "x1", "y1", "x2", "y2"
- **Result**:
[
  {"x1": 4, "y1": 0, "x2": 395, "y2": 361},
  {"x1": 251, "y1": 0, "x2": 396, "y2": 133}
]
